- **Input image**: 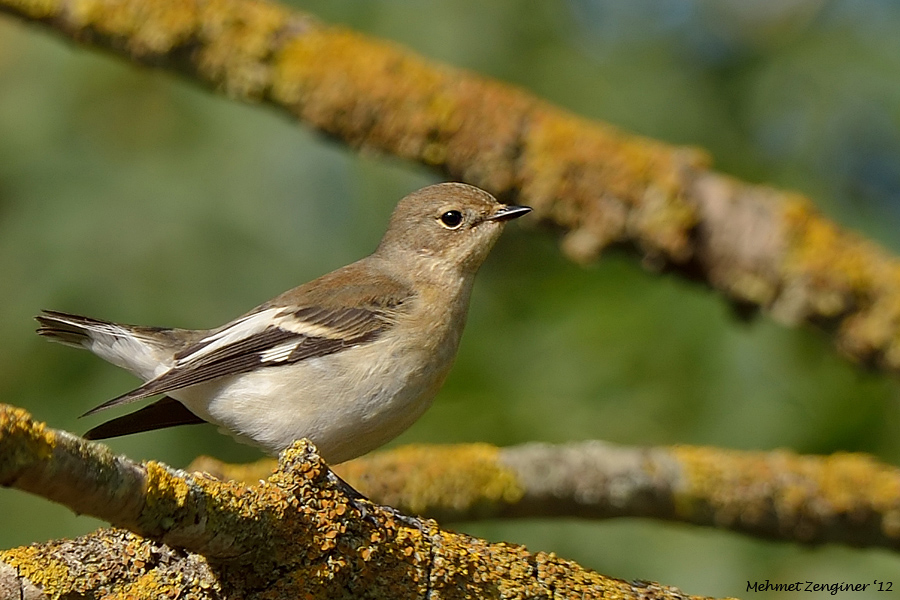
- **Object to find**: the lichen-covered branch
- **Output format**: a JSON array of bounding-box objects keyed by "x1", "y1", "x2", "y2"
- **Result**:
[
  {"x1": 0, "y1": 405, "x2": 716, "y2": 599},
  {"x1": 193, "y1": 441, "x2": 900, "y2": 551},
  {"x1": 2, "y1": 0, "x2": 900, "y2": 374},
  {"x1": 0, "y1": 403, "x2": 284, "y2": 560}
]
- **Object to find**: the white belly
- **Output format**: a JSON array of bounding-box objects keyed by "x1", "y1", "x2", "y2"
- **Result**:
[{"x1": 170, "y1": 334, "x2": 452, "y2": 463}]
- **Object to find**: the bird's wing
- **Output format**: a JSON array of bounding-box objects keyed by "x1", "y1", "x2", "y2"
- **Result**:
[
  {"x1": 83, "y1": 297, "x2": 410, "y2": 416},
  {"x1": 83, "y1": 396, "x2": 206, "y2": 439}
]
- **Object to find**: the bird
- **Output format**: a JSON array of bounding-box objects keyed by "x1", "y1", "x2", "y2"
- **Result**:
[{"x1": 36, "y1": 182, "x2": 531, "y2": 464}]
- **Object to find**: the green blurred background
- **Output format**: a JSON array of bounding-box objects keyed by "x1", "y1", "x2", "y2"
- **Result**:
[{"x1": 2, "y1": 0, "x2": 900, "y2": 596}]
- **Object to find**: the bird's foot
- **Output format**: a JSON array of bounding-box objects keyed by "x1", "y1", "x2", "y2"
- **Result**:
[{"x1": 326, "y1": 470, "x2": 426, "y2": 531}]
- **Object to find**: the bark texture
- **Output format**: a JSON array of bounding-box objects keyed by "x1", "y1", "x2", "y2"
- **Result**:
[
  {"x1": 0, "y1": 404, "x2": 715, "y2": 599},
  {"x1": 193, "y1": 441, "x2": 900, "y2": 551}
]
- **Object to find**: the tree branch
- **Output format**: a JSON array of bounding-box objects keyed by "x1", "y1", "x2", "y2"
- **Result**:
[
  {"x1": 2, "y1": 0, "x2": 900, "y2": 374},
  {"x1": 192, "y1": 441, "x2": 900, "y2": 552},
  {"x1": 0, "y1": 404, "x2": 719, "y2": 599}
]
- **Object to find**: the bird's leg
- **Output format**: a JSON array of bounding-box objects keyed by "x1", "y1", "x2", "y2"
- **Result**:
[{"x1": 325, "y1": 469, "x2": 427, "y2": 531}]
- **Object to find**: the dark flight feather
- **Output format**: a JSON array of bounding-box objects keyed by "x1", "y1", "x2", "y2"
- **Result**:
[{"x1": 83, "y1": 396, "x2": 206, "y2": 440}]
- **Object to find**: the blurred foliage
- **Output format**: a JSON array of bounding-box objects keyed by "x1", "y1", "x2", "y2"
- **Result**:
[{"x1": 2, "y1": 0, "x2": 900, "y2": 596}]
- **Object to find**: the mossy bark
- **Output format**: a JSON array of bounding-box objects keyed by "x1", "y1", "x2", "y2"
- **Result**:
[{"x1": 0, "y1": 404, "x2": 718, "y2": 599}]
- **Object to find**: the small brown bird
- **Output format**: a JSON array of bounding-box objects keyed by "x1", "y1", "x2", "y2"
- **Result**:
[{"x1": 37, "y1": 183, "x2": 530, "y2": 463}]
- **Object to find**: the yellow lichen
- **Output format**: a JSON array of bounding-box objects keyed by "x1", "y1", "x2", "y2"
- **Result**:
[
  {"x1": 0, "y1": 406, "x2": 58, "y2": 483},
  {"x1": 336, "y1": 443, "x2": 524, "y2": 515},
  {"x1": 779, "y1": 194, "x2": 900, "y2": 368},
  {"x1": 671, "y1": 445, "x2": 900, "y2": 544},
  {"x1": 69, "y1": 0, "x2": 198, "y2": 54},
  {"x1": 144, "y1": 461, "x2": 192, "y2": 511},
  {"x1": 4, "y1": 0, "x2": 58, "y2": 18},
  {"x1": 782, "y1": 196, "x2": 878, "y2": 291},
  {"x1": 0, "y1": 546, "x2": 71, "y2": 595},
  {"x1": 273, "y1": 24, "x2": 449, "y2": 159},
  {"x1": 519, "y1": 107, "x2": 707, "y2": 262},
  {"x1": 189, "y1": 455, "x2": 278, "y2": 484},
  {"x1": 196, "y1": 0, "x2": 292, "y2": 98}
]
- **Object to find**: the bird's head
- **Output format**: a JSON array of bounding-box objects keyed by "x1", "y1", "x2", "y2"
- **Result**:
[{"x1": 377, "y1": 182, "x2": 531, "y2": 275}]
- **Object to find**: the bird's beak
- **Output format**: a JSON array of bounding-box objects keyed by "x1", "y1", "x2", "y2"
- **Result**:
[{"x1": 486, "y1": 205, "x2": 532, "y2": 222}]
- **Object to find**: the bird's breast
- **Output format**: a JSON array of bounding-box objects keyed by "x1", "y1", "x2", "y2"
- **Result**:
[{"x1": 179, "y1": 316, "x2": 461, "y2": 464}]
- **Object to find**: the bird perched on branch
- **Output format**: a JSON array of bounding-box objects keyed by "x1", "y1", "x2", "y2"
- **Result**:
[{"x1": 36, "y1": 183, "x2": 530, "y2": 464}]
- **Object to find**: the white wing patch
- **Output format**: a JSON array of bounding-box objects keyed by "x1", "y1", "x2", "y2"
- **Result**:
[
  {"x1": 175, "y1": 306, "x2": 358, "y2": 368},
  {"x1": 176, "y1": 308, "x2": 281, "y2": 365},
  {"x1": 273, "y1": 313, "x2": 345, "y2": 338},
  {"x1": 259, "y1": 340, "x2": 302, "y2": 363}
]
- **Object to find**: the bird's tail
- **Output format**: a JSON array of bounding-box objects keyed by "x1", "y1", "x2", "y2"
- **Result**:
[
  {"x1": 35, "y1": 309, "x2": 178, "y2": 382},
  {"x1": 35, "y1": 310, "x2": 120, "y2": 349}
]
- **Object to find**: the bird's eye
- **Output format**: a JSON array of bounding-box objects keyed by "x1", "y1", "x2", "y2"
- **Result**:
[{"x1": 439, "y1": 210, "x2": 464, "y2": 229}]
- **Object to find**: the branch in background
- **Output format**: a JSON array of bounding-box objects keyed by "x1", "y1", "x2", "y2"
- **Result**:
[
  {"x1": 0, "y1": 404, "x2": 716, "y2": 599},
  {"x1": 2, "y1": 0, "x2": 900, "y2": 373},
  {"x1": 193, "y1": 441, "x2": 900, "y2": 552}
]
